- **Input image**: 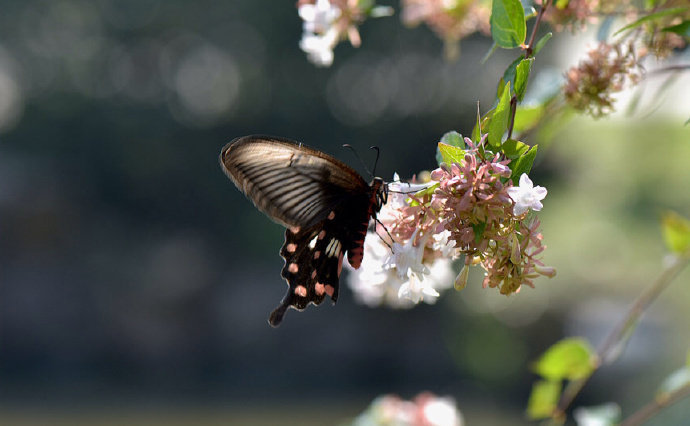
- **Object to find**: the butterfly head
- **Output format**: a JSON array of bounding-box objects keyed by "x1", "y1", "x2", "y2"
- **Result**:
[{"x1": 370, "y1": 177, "x2": 388, "y2": 212}]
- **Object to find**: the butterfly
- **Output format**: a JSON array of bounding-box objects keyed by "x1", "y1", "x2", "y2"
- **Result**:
[{"x1": 220, "y1": 135, "x2": 388, "y2": 326}]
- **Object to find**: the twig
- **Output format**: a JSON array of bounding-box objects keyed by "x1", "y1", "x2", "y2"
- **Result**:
[
  {"x1": 620, "y1": 381, "x2": 690, "y2": 426},
  {"x1": 524, "y1": 0, "x2": 551, "y2": 59},
  {"x1": 555, "y1": 253, "x2": 690, "y2": 417},
  {"x1": 507, "y1": 0, "x2": 550, "y2": 141}
]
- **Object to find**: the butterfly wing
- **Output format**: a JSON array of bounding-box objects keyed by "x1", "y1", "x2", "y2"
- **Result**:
[
  {"x1": 220, "y1": 135, "x2": 379, "y2": 326},
  {"x1": 221, "y1": 135, "x2": 370, "y2": 229}
]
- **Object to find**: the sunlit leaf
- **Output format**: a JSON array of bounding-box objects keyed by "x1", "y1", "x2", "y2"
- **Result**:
[
  {"x1": 515, "y1": 58, "x2": 533, "y2": 102},
  {"x1": 436, "y1": 132, "x2": 464, "y2": 165},
  {"x1": 533, "y1": 337, "x2": 596, "y2": 381},
  {"x1": 661, "y1": 211, "x2": 690, "y2": 254},
  {"x1": 509, "y1": 144, "x2": 538, "y2": 185},
  {"x1": 488, "y1": 81, "x2": 511, "y2": 147},
  {"x1": 613, "y1": 7, "x2": 688, "y2": 36},
  {"x1": 502, "y1": 139, "x2": 529, "y2": 159},
  {"x1": 491, "y1": 0, "x2": 527, "y2": 48},
  {"x1": 438, "y1": 142, "x2": 466, "y2": 165},
  {"x1": 526, "y1": 380, "x2": 561, "y2": 419}
]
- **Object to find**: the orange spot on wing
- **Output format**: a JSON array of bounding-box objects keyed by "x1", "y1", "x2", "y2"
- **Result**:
[
  {"x1": 325, "y1": 285, "x2": 334, "y2": 297},
  {"x1": 318, "y1": 230, "x2": 326, "y2": 240},
  {"x1": 294, "y1": 285, "x2": 307, "y2": 297},
  {"x1": 327, "y1": 211, "x2": 335, "y2": 220},
  {"x1": 288, "y1": 263, "x2": 299, "y2": 273},
  {"x1": 315, "y1": 282, "x2": 325, "y2": 296},
  {"x1": 313, "y1": 251, "x2": 321, "y2": 259},
  {"x1": 286, "y1": 243, "x2": 297, "y2": 253},
  {"x1": 289, "y1": 226, "x2": 301, "y2": 234},
  {"x1": 337, "y1": 252, "x2": 344, "y2": 277}
]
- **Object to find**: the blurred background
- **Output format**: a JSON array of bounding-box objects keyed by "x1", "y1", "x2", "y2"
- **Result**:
[{"x1": 0, "y1": 0, "x2": 689, "y2": 424}]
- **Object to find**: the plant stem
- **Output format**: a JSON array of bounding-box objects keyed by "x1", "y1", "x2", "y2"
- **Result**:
[
  {"x1": 525, "y1": 0, "x2": 551, "y2": 59},
  {"x1": 507, "y1": 95, "x2": 518, "y2": 140},
  {"x1": 620, "y1": 381, "x2": 690, "y2": 426},
  {"x1": 506, "y1": 0, "x2": 550, "y2": 142},
  {"x1": 555, "y1": 254, "x2": 690, "y2": 417}
]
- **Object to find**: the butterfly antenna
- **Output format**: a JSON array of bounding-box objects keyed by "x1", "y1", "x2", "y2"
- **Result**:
[
  {"x1": 374, "y1": 217, "x2": 394, "y2": 249},
  {"x1": 343, "y1": 144, "x2": 373, "y2": 178},
  {"x1": 369, "y1": 146, "x2": 380, "y2": 177}
]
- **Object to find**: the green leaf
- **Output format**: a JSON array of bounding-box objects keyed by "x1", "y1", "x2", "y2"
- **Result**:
[
  {"x1": 661, "y1": 211, "x2": 690, "y2": 254},
  {"x1": 555, "y1": 0, "x2": 570, "y2": 8},
  {"x1": 438, "y1": 142, "x2": 466, "y2": 165},
  {"x1": 501, "y1": 57, "x2": 522, "y2": 95},
  {"x1": 472, "y1": 111, "x2": 493, "y2": 144},
  {"x1": 662, "y1": 20, "x2": 690, "y2": 37},
  {"x1": 515, "y1": 58, "x2": 533, "y2": 102},
  {"x1": 613, "y1": 7, "x2": 688, "y2": 36},
  {"x1": 491, "y1": 0, "x2": 527, "y2": 48},
  {"x1": 513, "y1": 104, "x2": 545, "y2": 133},
  {"x1": 533, "y1": 32, "x2": 552, "y2": 55},
  {"x1": 437, "y1": 131, "x2": 465, "y2": 165},
  {"x1": 441, "y1": 130, "x2": 464, "y2": 147},
  {"x1": 526, "y1": 380, "x2": 561, "y2": 419},
  {"x1": 472, "y1": 222, "x2": 487, "y2": 244},
  {"x1": 472, "y1": 104, "x2": 483, "y2": 142},
  {"x1": 533, "y1": 338, "x2": 596, "y2": 381},
  {"x1": 502, "y1": 139, "x2": 529, "y2": 159},
  {"x1": 481, "y1": 41, "x2": 499, "y2": 64},
  {"x1": 488, "y1": 81, "x2": 512, "y2": 147},
  {"x1": 658, "y1": 366, "x2": 690, "y2": 396},
  {"x1": 573, "y1": 403, "x2": 621, "y2": 426},
  {"x1": 509, "y1": 144, "x2": 538, "y2": 184}
]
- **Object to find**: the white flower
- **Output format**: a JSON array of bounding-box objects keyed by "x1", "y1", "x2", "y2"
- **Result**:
[
  {"x1": 299, "y1": 28, "x2": 338, "y2": 67},
  {"x1": 506, "y1": 173, "x2": 547, "y2": 216},
  {"x1": 298, "y1": 0, "x2": 340, "y2": 34},
  {"x1": 386, "y1": 229, "x2": 429, "y2": 280},
  {"x1": 346, "y1": 232, "x2": 454, "y2": 308},
  {"x1": 422, "y1": 396, "x2": 464, "y2": 426},
  {"x1": 432, "y1": 229, "x2": 458, "y2": 258},
  {"x1": 398, "y1": 274, "x2": 440, "y2": 304}
]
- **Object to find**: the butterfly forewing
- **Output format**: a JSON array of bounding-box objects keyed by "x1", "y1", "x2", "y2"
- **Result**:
[
  {"x1": 220, "y1": 135, "x2": 386, "y2": 326},
  {"x1": 221, "y1": 135, "x2": 370, "y2": 229}
]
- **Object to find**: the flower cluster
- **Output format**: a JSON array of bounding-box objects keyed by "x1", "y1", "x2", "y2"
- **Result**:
[
  {"x1": 401, "y1": 0, "x2": 491, "y2": 59},
  {"x1": 563, "y1": 41, "x2": 642, "y2": 117},
  {"x1": 348, "y1": 135, "x2": 554, "y2": 308},
  {"x1": 297, "y1": 0, "x2": 392, "y2": 67},
  {"x1": 635, "y1": 0, "x2": 689, "y2": 59},
  {"x1": 352, "y1": 392, "x2": 464, "y2": 426},
  {"x1": 347, "y1": 175, "x2": 455, "y2": 308},
  {"x1": 430, "y1": 139, "x2": 553, "y2": 294}
]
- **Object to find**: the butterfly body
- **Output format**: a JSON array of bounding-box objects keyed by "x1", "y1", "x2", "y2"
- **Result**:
[{"x1": 220, "y1": 135, "x2": 386, "y2": 326}]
